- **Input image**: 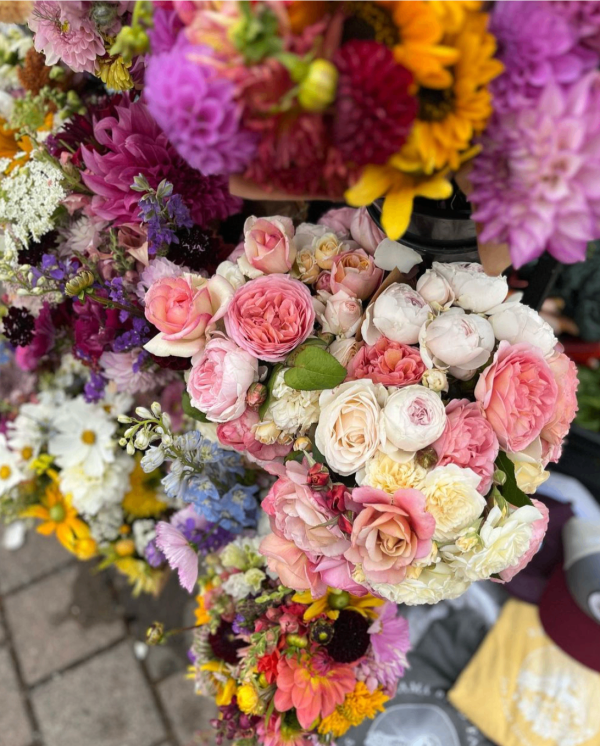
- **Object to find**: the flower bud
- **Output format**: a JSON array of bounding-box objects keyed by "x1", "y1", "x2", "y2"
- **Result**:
[
  {"x1": 117, "y1": 414, "x2": 132, "y2": 424},
  {"x1": 298, "y1": 59, "x2": 338, "y2": 112},
  {"x1": 146, "y1": 622, "x2": 165, "y2": 646},
  {"x1": 328, "y1": 590, "x2": 350, "y2": 610},
  {"x1": 135, "y1": 406, "x2": 153, "y2": 419},
  {"x1": 338, "y1": 513, "x2": 353, "y2": 535},
  {"x1": 115, "y1": 538, "x2": 136, "y2": 557},
  {"x1": 307, "y1": 462, "x2": 330, "y2": 489},
  {"x1": 245, "y1": 382, "x2": 268, "y2": 410},
  {"x1": 286, "y1": 633, "x2": 309, "y2": 649},
  {"x1": 421, "y1": 369, "x2": 449, "y2": 393},
  {"x1": 310, "y1": 621, "x2": 334, "y2": 645},
  {"x1": 326, "y1": 484, "x2": 349, "y2": 513},
  {"x1": 295, "y1": 248, "x2": 320, "y2": 284},
  {"x1": 253, "y1": 420, "x2": 282, "y2": 445},
  {"x1": 415, "y1": 447, "x2": 439, "y2": 470},
  {"x1": 293, "y1": 436, "x2": 312, "y2": 452},
  {"x1": 151, "y1": 402, "x2": 162, "y2": 417},
  {"x1": 64, "y1": 270, "x2": 95, "y2": 297}
]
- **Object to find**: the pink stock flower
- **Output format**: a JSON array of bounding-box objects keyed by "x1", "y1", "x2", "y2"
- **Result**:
[
  {"x1": 187, "y1": 336, "x2": 258, "y2": 423},
  {"x1": 347, "y1": 338, "x2": 425, "y2": 388},
  {"x1": 144, "y1": 274, "x2": 233, "y2": 357},
  {"x1": 262, "y1": 461, "x2": 350, "y2": 558},
  {"x1": 225, "y1": 275, "x2": 315, "y2": 362},
  {"x1": 243, "y1": 215, "x2": 296, "y2": 274},
  {"x1": 475, "y1": 341, "x2": 558, "y2": 452},
  {"x1": 216, "y1": 408, "x2": 291, "y2": 461},
  {"x1": 540, "y1": 351, "x2": 579, "y2": 463},
  {"x1": 318, "y1": 207, "x2": 356, "y2": 237},
  {"x1": 259, "y1": 533, "x2": 325, "y2": 596},
  {"x1": 274, "y1": 651, "x2": 356, "y2": 729},
  {"x1": 330, "y1": 249, "x2": 383, "y2": 300},
  {"x1": 345, "y1": 487, "x2": 435, "y2": 586},
  {"x1": 498, "y1": 499, "x2": 550, "y2": 583},
  {"x1": 155, "y1": 521, "x2": 199, "y2": 593},
  {"x1": 433, "y1": 399, "x2": 499, "y2": 495}
]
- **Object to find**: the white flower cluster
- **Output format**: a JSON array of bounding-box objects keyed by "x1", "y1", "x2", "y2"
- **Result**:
[{"x1": 219, "y1": 535, "x2": 268, "y2": 600}]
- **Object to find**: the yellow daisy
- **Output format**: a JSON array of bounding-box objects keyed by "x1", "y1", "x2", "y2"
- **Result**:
[
  {"x1": 121, "y1": 460, "x2": 167, "y2": 519},
  {"x1": 429, "y1": 0, "x2": 483, "y2": 33}
]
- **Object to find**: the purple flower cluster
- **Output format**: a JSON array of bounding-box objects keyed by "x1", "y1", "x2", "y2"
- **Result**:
[
  {"x1": 112, "y1": 317, "x2": 151, "y2": 353},
  {"x1": 83, "y1": 370, "x2": 107, "y2": 403},
  {"x1": 138, "y1": 188, "x2": 193, "y2": 256}
]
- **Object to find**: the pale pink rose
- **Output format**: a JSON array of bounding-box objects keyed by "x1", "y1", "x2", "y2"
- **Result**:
[
  {"x1": 315, "y1": 271, "x2": 332, "y2": 293},
  {"x1": 350, "y1": 206, "x2": 386, "y2": 254},
  {"x1": 318, "y1": 289, "x2": 363, "y2": 337},
  {"x1": 262, "y1": 462, "x2": 350, "y2": 557},
  {"x1": 187, "y1": 336, "x2": 259, "y2": 423},
  {"x1": 216, "y1": 408, "x2": 291, "y2": 461},
  {"x1": 344, "y1": 487, "x2": 435, "y2": 586},
  {"x1": 498, "y1": 499, "x2": 549, "y2": 582},
  {"x1": 347, "y1": 338, "x2": 425, "y2": 387},
  {"x1": 313, "y1": 556, "x2": 367, "y2": 596},
  {"x1": 318, "y1": 206, "x2": 356, "y2": 237},
  {"x1": 260, "y1": 533, "x2": 325, "y2": 595},
  {"x1": 243, "y1": 215, "x2": 296, "y2": 274},
  {"x1": 540, "y1": 352, "x2": 579, "y2": 463},
  {"x1": 225, "y1": 275, "x2": 315, "y2": 362},
  {"x1": 475, "y1": 341, "x2": 558, "y2": 452},
  {"x1": 433, "y1": 399, "x2": 499, "y2": 495},
  {"x1": 144, "y1": 273, "x2": 234, "y2": 357},
  {"x1": 330, "y1": 249, "x2": 383, "y2": 300}
]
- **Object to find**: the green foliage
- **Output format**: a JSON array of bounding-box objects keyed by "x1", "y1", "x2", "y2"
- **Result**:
[
  {"x1": 495, "y1": 452, "x2": 532, "y2": 508},
  {"x1": 284, "y1": 346, "x2": 346, "y2": 391},
  {"x1": 575, "y1": 366, "x2": 600, "y2": 432},
  {"x1": 181, "y1": 392, "x2": 208, "y2": 423}
]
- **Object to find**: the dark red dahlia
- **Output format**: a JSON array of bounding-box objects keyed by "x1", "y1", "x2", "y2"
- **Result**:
[
  {"x1": 208, "y1": 621, "x2": 245, "y2": 665},
  {"x1": 325, "y1": 609, "x2": 371, "y2": 663},
  {"x1": 333, "y1": 40, "x2": 417, "y2": 166}
]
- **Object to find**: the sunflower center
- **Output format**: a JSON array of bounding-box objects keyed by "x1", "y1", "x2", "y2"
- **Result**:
[
  {"x1": 344, "y1": 1, "x2": 399, "y2": 47},
  {"x1": 0, "y1": 465, "x2": 11, "y2": 480},
  {"x1": 81, "y1": 430, "x2": 96, "y2": 445},
  {"x1": 49, "y1": 504, "x2": 66, "y2": 522},
  {"x1": 418, "y1": 86, "x2": 456, "y2": 122}
]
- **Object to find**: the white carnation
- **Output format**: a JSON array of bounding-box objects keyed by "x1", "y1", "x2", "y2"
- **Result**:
[
  {"x1": 372, "y1": 562, "x2": 471, "y2": 606},
  {"x1": 421, "y1": 465, "x2": 486, "y2": 541},
  {"x1": 268, "y1": 369, "x2": 321, "y2": 435}
]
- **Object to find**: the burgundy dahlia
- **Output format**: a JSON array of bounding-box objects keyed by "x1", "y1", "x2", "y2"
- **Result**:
[{"x1": 333, "y1": 40, "x2": 417, "y2": 166}]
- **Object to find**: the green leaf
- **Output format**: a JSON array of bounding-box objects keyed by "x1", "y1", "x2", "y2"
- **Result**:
[
  {"x1": 181, "y1": 392, "x2": 208, "y2": 423},
  {"x1": 259, "y1": 363, "x2": 283, "y2": 419},
  {"x1": 495, "y1": 452, "x2": 533, "y2": 508},
  {"x1": 284, "y1": 450, "x2": 305, "y2": 464},
  {"x1": 284, "y1": 347, "x2": 346, "y2": 391}
]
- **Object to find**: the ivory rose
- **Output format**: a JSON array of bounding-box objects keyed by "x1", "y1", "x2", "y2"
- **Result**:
[
  {"x1": 421, "y1": 465, "x2": 486, "y2": 541},
  {"x1": 498, "y1": 499, "x2": 550, "y2": 582},
  {"x1": 144, "y1": 273, "x2": 233, "y2": 357},
  {"x1": 507, "y1": 438, "x2": 550, "y2": 494},
  {"x1": 362, "y1": 283, "x2": 430, "y2": 346},
  {"x1": 330, "y1": 248, "x2": 383, "y2": 300},
  {"x1": 186, "y1": 336, "x2": 259, "y2": 423},
  {"x1": 347, "y1": 338, "x2": 425, "y2": 387},
  {"x1": 383, "y1": 385, "x2": 446, "y2": 454},
  {"x1": 434, "y1": 262, "x2": 508, "y2": 313},
  {"x1": 540, "y1": 351, "x2": 579, "y2": 460},
  {"x1": 344, "y1": 486, "x2": 435, "y2": 586},
  {"x1": 225, "y1": 275, "x2": 315, "y2": 362},
  {"x1": 315, "y1": 379, "x2": 387, "y2": 477},
  {"x1": 474, "y1": 341, "x2": 558, "y2": 452},
  {"x1": 243, "y1": 215, "x2": 296, "y2": 274}
]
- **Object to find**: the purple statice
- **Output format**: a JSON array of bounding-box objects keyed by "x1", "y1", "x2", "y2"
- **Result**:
[
  {"x1": 83, "y1": 370, "x2": 107, "y2": 403},
  {"x1": 144, "y1": 539, "x2": 166, "y2": 568},
  {"x1": 136, "y1": 179, "x2": 193, "y2": 256},
  {"x1": 112, "y1": 317, "x2": 151, "y2": 353},
  {"x1": 148, "y1": 7, "x2": 185, "y2": 54},
  {"x1": 471, "y1": 71, "x2": 600, "y2": 267},
  {"x1": 144, "y1": 41, "x2": 258, "y2": 176}
]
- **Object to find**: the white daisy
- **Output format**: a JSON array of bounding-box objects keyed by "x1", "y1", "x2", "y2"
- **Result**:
[
  {"x1": 7, "y1": 392, "x2": 56, "y2": 466},
  {"x1": 60, "y1": 455, "x2": 134, "y2": 517},
  {"x1": 0, "y1": 434, "x2": 26, "y2": 496}
]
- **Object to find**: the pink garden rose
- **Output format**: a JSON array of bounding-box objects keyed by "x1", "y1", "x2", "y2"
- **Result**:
[
  {"x1": 187, "y1": 336, "x2": 259, "y2": 423},
  {"x1": 474, "y1": 341, "x2": 558, "y2": 453},
  {"x1": 540, "y1": 352, "x2": 579, "y2": 463},
  {"x1": 318, "y1": 206, "x2": 356, "y2": 237},
  {"x1": 225, "y1": 275, "x2": 315, "y2": 362},
  {"x1": 262, "y1": 461, "x2": 350, "y2": 558},
  {"x1": 260, "y1": 533, "x2": 324, "y2": 595},
  {"x1": 317, "y1": 289, "x2": 363, "y2": 337},
  {"x1": 498, "y1": 499, "x2": 550, "y2": 583},
  {"x1": 243, "y1": 215, "x2": 296, "y2": 274},
  {"x1": 433, "y1": 399, "x2": 499, "y2": 494},
  {"x1": 344, "y1": 487, "x2": 435, "y2": 586},
  {"x1": 313, "y1": 556, "x2": 367, "y2": 596},
  {"x1": 144, "y1": 273, "x2": 233, "y2": 357},
  {"x1": 216, "y1": 408, "x2": 291, "y2": 461},
  {"x1": 347, "y1": 338, "x2": 425, "y2": 387},
  {"x1": 350, "y1": 206, "x2": 386, "y2": 254},
  {"x1": 330, "y1": 249, "x2": 383, "y2": 300}
]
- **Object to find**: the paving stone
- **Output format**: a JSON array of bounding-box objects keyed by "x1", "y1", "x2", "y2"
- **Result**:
[
  {"x1": 0, "y1": 647, "x2": 34, "y2": 746},
  {"x1": 158, "y1": 671, "x2": 217, "y2": 746},
  {"x1": 5, "y1": 563, "x2": 126, "y2": 684},
  {"x1": 0, "y1": 526, "x2": 73, "y2": 594},
  {"x1": 32, "y1": 641, "x2": 166, "y2": 746},
  {"x1": 0, "y1": 616, "x2": 5, "y2": 646}
]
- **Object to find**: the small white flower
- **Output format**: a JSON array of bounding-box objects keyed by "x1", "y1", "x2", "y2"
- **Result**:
[
  {"x1": 60, "y1": 456, "x2": 134, "y2": 517},
  {"x1": 0, "y1": 434, "x2": 26, "y2": 496},
  {"x1": 133, "y1": 519, "x2": 156, "y2": 556},
  {"x1": 267, "y1": 368, "x2": 321, "y2": 436},
  {"x1": 88, "y1": 504, "x2": 125, "y2": 545},
  {"x1": 222, "y1": 572, "x2": 255, "y2": 601}
]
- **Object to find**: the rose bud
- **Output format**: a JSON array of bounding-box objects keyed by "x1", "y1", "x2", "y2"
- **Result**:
[
  {"x1": 245, "y1": 382, "x2": 268, "y2": 410},
  {"x1": 326, "y1": 483, "x2": 349, "y2": 513},
  {"x1": 307, "y1": 462, "x2": 330, "y2": 489}
]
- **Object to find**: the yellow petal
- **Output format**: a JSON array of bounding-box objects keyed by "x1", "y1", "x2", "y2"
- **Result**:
[
  {"x1": 381, "y1": 187, "x2": 416, "y2": 240},
  {"x1": 345, "y1": 166, "x2": 395, "y2": 207},
  {"x1": 415, "y1": 175, "x2": 453, "y2": 201}
]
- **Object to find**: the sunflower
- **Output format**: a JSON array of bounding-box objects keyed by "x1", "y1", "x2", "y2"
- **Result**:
[
  {"x1": 394, "y1": 11, "x2": 503, "y2": 175},
  {"x1": 121, "y1": 460, "x2": 167, "y2": 519},
  {"x1": 293, "y1": 588, "x2": 384, "y2": 621}
]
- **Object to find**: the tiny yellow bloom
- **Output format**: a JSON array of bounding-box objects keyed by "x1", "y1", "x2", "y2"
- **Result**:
[
  {"x1": 96, "y1": 55, "x2": 133, "y2": 91},
  {"x1": 236, "y1": 683, "x2": 264, "y2": 715},
  {"x1": 122, "y1": 461, "x2": 168, "y2": 519}
]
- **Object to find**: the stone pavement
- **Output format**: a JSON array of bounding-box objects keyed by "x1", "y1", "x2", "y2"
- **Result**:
[{"x1": 0, "y1": 526, "x2": 217, "y2": 746}]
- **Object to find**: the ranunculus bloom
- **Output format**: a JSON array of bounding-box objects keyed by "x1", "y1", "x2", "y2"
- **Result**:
[
  {"x1": 362, "y1": 283, "x2": 430, "y2": 346},
  {"x1": 498, "y1": 499, "x2": 549, "y2": 583},
  {"x1": 345, "y1": 486, "x2": 435, "y2": 586},
  {"x1": 315, "y1": 380, "x2": 388, "y2": 477},
  {"x1": 262, "y1": 462, "x2": 350, "y2": 557},
  {"x1": 383, "y1": 385, "x2": 447, "y2": 454},
  {"x1": 488, "y1": 299, "x2": 557, "y2": 356},
  {"x1": 187, "y1": 336, "x2": 259, "y2": 423},
  {"x1": 144, "y1": 273, "x2": 234, "y2": 357},
  {"x1": 347, "y1": 338, "x2": 425, "y2": 387},
  {"x1": 243, "y1": 215, "x2": 296, "y2": 274},
  {"x1": 316, "y1": 289, "x2": 363, "y2": 338},
  {"x1": 540, "y1": 351, "x2": 579, "y2": 462},
  {"x1": 225, "y1": 275, "x2": 315, "y2": 362},
  {"x1": 475, "y1": 341, "x2": 558, "y2": 453},
  {"x1": 433, "y1": 262, "x2": 508, "y2": 313},
  {"x1": 259, "y1": 533, "x2": 324, "y2": 595},
  {"x1": 217, "y1": 408, "x2": 291, "y2": 462},
  {"x1": 350, "y1": 206, "x2": 386, "y2": 254},
  {"x1": 433, "y1": 399, "x2": 499, "y2": 494},
  {"x1": 330, "y1": 248, "x2": 383, "y2": 300}
]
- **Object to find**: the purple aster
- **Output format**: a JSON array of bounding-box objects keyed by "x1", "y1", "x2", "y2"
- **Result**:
[
  {"x1": 144, "y1": 42, "x2": 258, "y2": 176},
  {"x1": 490, "y1": 1, "x2": 598, "y2": 113},
  {"x1": 148, "y1": 7, "x2": 185, "y2": 54},
  {"x1": 471, "y1": 71, "x2": 600, "y2": 268},
  {"x1": 83, "y1": 371, "x2": 107, "y2": 403}
]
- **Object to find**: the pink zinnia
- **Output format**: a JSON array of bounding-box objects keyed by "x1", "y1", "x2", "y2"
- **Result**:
[{"x1": 368, "y1": 602, "x2": 411, "y2": 679}]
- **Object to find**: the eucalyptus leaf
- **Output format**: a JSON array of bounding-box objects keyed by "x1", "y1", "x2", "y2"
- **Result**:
[
  {"x1": 284, "y1": 346, "x2": 346, "y2": 391},
  {"x1": 495, "y1": 452, "x2": 533, "y2": 508}
]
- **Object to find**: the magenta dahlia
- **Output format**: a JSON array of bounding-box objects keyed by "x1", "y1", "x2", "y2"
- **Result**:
[
  {"x1": 332, "y1": 40, "x2": 417, "y2": 166},
  {"x1": 81, "y1": 97, "x2": 241, "y2": 227},
  {"x1": 470, "y1": 71, "x2": 600, "y2": 268}
]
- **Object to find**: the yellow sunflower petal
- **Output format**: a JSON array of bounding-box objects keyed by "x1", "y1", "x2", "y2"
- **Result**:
[
  {"x1": 380, "y1": 185, "x2": 416, "y2": 240},
  {"x1": 345, "y1": 166, "x2": 395, "y2": 207}
]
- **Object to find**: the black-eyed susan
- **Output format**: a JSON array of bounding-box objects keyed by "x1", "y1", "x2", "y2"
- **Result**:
[{"x1": 292, "y1": 588, "x2": 384, "y2": 621}]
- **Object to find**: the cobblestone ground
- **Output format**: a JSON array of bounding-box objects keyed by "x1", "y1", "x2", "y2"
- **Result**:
[{"x1": 0, "y1": 526, "x2": 217, "y2": 746}]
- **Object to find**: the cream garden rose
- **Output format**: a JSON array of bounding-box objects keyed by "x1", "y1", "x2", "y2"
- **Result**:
[
  {"x1": 421, "y1": 464, "x2": 486, "y2": 541},
  {"x1": 371, "y1": 563, "x2": 471, "y2": 606},
  {"x1": 315, "y1": 379, "x2": 387, "y2": 477},
  {"x1": 507, "y1": 437, "x2": 550, "y2": 494},
  {"x1": 267, "y1": 368, "x2": 321, "y2": 436},
  {"x1": 383, "y1": 385, "x2": 446, "y2": 455},
  {"x1": 356, "y1": 450, "x2": 428, "y2": 493}
]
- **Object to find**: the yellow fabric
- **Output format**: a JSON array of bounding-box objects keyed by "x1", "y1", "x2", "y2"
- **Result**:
[{"x1": 448, "y1": 599, "x2": 600, "y2": 746}]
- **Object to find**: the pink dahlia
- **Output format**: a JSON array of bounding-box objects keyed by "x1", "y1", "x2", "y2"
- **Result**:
[
  {"x1": 368, "y1": 602, "x2": 411, "y2": 686},
  {"x1": 471, "y1": 71, "x2": 600, "y2": 267},
  {"x1": 81, "y1": 97, "x2": 240, "y2": 226}
]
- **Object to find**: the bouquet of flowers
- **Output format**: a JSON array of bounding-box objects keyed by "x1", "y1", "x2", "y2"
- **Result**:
[
  {"x1": 171, "y1": 209, "x2": 580, "y2": 606},
  {"x1": 188, "y1": 533, "x2": 410, "y2": 745}
]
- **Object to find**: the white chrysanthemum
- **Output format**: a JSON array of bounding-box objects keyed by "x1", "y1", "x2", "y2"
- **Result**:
[
  {"x1": 0, "y1": 433, "x2": 26, "y2": 496},
  {"x1": 7, "y1": 392, "x2": 57, "y2": 466},
  {"x1": 421, "y1": 464, "x2": 486, "y2": 542},
  {"x1": 48, "y1": 397, "x2": 117, "y2": 478},
  {"x1": 60, "y1": 456, "x2": 134, "y2": 517},
  {"x1": 356, "y1": 450, "x2": 428, "y2": 493},
  {"x1": 58, "y1": 215, "x2": 106, "y2": 256},
  {"x1": 88, "y1": 503, "x2": 124, "y2": 545},
  {"x1": 371, "y1": 562, "x2": 471, "y2": 606},
  {"x1": 133, "y1": 519, "x2": 156, "y2": 556},
  {"x1": 268, "y1": 368, "x2": 321, "y2": 435}
]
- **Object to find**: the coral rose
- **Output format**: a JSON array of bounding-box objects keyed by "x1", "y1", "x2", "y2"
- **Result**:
[
  {"x1": 144, "y1": 273, "x2": 233, "y2": 357},
  {"x1": 433, "y1": 399, "x2": 499, "y2": 494},
  {"x1": 243, "y1": 215, "x2": 296, "y2": 274},
  {"x1": 347, "y1": 338, "x2": 425, "y2": 387},
  {"x1": 330, "y1": 248, "x2": 383, "y2": 300},
  {"x1": 260, "y1": 533, "x2": 324, "y2": 595},
  {"x1": 540, "y1": 351, "x2": 579, "y2": 462},
  {"x1": 474, "y1": 341, "x2": 558, "y2": 452},
  {"x1": 345, "y1": 486, "x2": 435, "y2": 586},
  {"x1": 225, "y1": 275, "x2": 315, "y2": 362}
]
